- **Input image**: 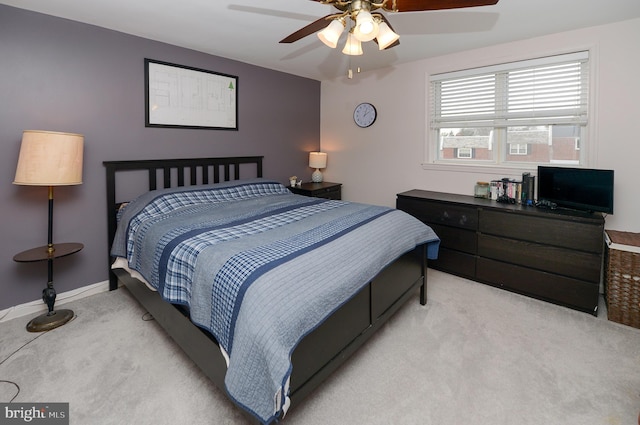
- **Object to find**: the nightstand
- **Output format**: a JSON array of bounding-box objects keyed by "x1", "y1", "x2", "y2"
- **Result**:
[{"x1": 289, "y1": 182, "x2": 342, "y2": 200}]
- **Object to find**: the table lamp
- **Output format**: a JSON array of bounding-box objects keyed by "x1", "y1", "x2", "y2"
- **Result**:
[{"x1": 309, "y1": 152, "x2": 327, "y2": 183}]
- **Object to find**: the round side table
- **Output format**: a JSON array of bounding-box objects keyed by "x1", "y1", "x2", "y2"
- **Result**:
[{"x1": 14, "y1": 242, "x2": 83, "y2": 332}]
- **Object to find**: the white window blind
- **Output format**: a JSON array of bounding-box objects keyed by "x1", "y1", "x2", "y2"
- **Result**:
[{"x1": 430, "y1": 51, "x2": 589, "y2": 129}]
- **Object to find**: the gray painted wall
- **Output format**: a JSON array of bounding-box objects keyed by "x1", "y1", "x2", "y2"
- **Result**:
[{"x1": 0, "y1": 5, "x2": 321, "y2": 310}]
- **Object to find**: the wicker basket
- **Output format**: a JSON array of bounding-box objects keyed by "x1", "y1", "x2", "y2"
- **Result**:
[{"x1": 605, "y1": 230, "x2": 640, "y2": 328}]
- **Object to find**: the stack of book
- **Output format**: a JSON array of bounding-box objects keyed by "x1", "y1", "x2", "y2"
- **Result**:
[{"x1": 490, "y1": 173, "x2": 535, "y2": 205}]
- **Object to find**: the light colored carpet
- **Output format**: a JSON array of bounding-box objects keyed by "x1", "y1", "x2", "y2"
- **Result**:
[{"x1": 1, "y1": 269, "x2": 639, "y2": 425}]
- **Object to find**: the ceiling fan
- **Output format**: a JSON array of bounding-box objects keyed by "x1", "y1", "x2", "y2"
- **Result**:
[{"x1": 280, "y1": 0, "x2": 500, "y2": 55}]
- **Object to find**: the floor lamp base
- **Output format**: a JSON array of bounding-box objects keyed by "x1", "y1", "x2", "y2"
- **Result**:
[{"x1": 26, "y1": 309, "x2": 74, "y2": 332}]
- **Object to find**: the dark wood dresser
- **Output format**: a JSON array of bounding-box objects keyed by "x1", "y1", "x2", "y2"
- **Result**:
[{"x1": 397, "y1": 190, "x2": 605, "y2": 315}]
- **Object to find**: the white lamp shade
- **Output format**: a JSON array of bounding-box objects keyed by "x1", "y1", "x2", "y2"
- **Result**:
[
  {"x1": 14, "y1": 130, "x2": 84, "y2": 186},
  {"x1": 353, "y1": 10, "x2": 379, "y2": 42},
  {"x1": 309, "y1": 152, "x2": 327, "y2": 169},
  {"x1": 317, "y1": 19, "x2": 345, "y2": 48},
  {"x1": 342, "y1": 33, "x2": 363, "y2": 56},
  {"x1": 376, "y1": 22, "x2": 400, "y2": 50}
]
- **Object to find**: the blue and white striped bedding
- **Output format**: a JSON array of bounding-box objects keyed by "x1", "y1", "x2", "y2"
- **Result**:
[{"x1": 111, "y1": 178, "x2": 439, "y2": 424}]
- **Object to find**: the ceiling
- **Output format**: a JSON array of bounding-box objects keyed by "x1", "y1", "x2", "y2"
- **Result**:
[{"x1": 3, "y1": 0, "x2": 640, "y2": 81}]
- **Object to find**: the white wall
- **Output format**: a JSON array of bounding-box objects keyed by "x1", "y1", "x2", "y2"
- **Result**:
[{"x1": 320, "y1": 17, "x2": 640, "y2": 233}]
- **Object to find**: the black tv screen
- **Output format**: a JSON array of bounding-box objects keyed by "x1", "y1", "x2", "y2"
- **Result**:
[{"x1": 537, "y1": 166, "x2": 614, "y2": 214}]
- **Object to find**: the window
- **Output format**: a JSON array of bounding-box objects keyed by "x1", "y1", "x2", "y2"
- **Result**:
[
  {"x1": 429, "y1": 51, "x2": 589, "y2": 168},
  {"x1": 509, "y1": 143, "x2": 529, "y2": 155},
  {"x1": 457, "y1": 147, "x2": 473, "y2": 158}
]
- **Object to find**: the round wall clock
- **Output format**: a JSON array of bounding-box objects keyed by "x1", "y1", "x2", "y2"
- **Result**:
[{"x1": 353, "y1": 102, "x2": 377, "y2": 128}]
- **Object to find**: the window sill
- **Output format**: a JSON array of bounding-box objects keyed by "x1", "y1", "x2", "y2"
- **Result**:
[{"x1": 420, "y1": 162, "x2": 538, "y2": 177}]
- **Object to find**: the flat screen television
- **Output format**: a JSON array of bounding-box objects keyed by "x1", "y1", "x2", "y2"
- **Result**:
[{"x1": 537, "y1": 166, "x2": 614, "y2": 214}]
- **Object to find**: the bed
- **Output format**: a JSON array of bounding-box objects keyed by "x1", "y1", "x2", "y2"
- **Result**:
[{"x1": 104, "y1": 156, "x2": 439, "y2": 424}]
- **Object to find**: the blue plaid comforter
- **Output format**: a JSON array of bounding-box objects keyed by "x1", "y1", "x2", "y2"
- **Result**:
[{"x1": 111, "y1": 179, "x2": 439, "y2": 424}]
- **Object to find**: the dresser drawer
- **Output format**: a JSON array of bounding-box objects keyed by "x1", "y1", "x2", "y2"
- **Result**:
[
  {"x1": 430, "y1": 223, "x2": 477, "y2": 255},
  {"x1": 314, "y1": 186, "x2": 341, "y2": 199},
  {"x1": 397, "y1": 198, "x2": 478, "y2": 231},
  {"x1": 479, "y1": 209, "x2": 604, "y2": 253},
  {"x1": 477, "y1": 234, "x2": 602, "y2": 283},
  {"x1": 430, "y1": 247, "x2": 476, "y2": 279},
  {"x1": 476, "y1": 257, "x2": 599, "y2": 314}
]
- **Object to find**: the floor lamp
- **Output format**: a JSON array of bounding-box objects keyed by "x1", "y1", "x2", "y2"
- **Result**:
[{"x1": 13, "y1": 130, "x2": 84, "y2": 332}]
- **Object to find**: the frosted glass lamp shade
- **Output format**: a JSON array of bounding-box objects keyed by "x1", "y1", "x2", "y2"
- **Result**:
[
  {"x1": 342, "y1": 33, "x2": 363, "y2": 56},
  {"x1": 14, "y1": 130, "x2": 84, "y2": 186},
  {"x1": 353, "y1": 10, "x2": 379, "y2": 42},
  {"x1": 318, "y1": 19, "x2": 345, "y2": 48},
  {"x1": 376, "y1": 22, "x2": 400, "y2": 50},
  {"x1": 309, "y1": 152, "x2": 327, "y2": 183}
]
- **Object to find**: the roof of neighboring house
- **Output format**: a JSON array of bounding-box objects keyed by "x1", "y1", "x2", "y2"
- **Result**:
[{"x1": 442, "y1": 130, "x2": 553, "y2": 148}]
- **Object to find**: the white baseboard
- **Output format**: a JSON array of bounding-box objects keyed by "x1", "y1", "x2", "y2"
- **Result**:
[{"x1": 0, "y1": 280, "x2": 111, "y2": 324}]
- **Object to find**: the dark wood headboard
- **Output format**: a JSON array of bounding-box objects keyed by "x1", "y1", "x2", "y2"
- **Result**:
[{"x1": 103, "y1": 156, "x2": 264, "y2": 290}]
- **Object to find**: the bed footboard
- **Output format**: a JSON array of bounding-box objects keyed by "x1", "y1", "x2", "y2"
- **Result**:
[
  {"x1": 290, "y1": 245, "x2": 426, "y2": 402},
  {"x1": 113, "y1": 244, "x2": 426, "y2": 421}
]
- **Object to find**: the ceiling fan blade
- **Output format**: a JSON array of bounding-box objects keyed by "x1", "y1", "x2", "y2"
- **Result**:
[
  {"x1": 308, "y1": 0, "x2": 342, "y2": 8},
  {"x1": 280, "y1": 15, "x2": 332, "y2": 43},
  {"x1": 387, "y1": 0, "x2": 499, "y2": 12},
  {"x1": 229, "y1": 5, "x2": 322, "y2": 22}
]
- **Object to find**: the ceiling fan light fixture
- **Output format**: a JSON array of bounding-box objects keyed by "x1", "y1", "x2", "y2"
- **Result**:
[
  {"x1": 353, "y1": 10, "x2": 378, "y2": 42},
  {"x1": 376, "y1": 22, "x2": 400, "y2": 50},
  {"x1": 342, "y1": 32, "x2": 363, "y2": 55},
  {"x1": 317, "y1": 18, "x2": 345, "y2": 48}
]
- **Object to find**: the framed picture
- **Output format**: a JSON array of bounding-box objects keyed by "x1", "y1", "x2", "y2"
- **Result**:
[{"x1": 145, "y1": 58, "x2": 238, "y2": 130}]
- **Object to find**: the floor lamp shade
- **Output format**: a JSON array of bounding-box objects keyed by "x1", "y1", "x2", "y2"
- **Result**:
[{"x1": 14, "y1": 130, "x2": 84, "y2": 186}]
